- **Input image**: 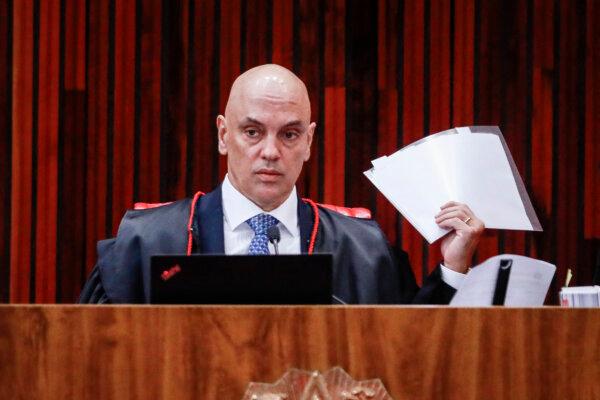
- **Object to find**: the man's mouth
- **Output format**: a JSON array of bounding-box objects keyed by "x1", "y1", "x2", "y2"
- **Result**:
[{"x1": 255, "y1": 169, "x2": 283, "y2": 181}]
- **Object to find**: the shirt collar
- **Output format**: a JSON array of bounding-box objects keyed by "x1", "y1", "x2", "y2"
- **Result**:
[{"x1": 221, "y1": 174, "x2": 299, "y2": 237}]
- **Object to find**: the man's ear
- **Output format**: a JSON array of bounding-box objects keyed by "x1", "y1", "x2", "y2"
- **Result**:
[
  {"x1": 304, "y1": 122, "x2": 316, "y2": 162},
  {"x1": 216, "y1": 115, "x2": 228, "y2": 155}
]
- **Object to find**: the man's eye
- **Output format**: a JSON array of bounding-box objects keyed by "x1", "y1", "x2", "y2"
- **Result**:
[
  {"x1": 245, "y1": 129, "x2": 259, "y2": 137},
  {"x1": 284, "y1": 131, "x2": 299, "y2": 140}
]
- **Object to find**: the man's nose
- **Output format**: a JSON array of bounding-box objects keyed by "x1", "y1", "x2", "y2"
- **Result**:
[{"x1": 260, "y1": 134, "x2": 281, "y2": 160}]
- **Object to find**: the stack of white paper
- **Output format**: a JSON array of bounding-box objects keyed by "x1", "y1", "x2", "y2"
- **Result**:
[
  {"x1": 559, "y1": 286, "x2": 600, "y2": 307},
  {"x1": 450, "y1": 254, "x2": 556, "y2": 306},
  {"x1": 364, "y1": 126, "x2": 542, "y2": 243}
]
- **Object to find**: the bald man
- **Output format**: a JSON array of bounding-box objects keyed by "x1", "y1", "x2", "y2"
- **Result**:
[{"x1": 79, "y1": 64, "x2": 484, "y2": 304}]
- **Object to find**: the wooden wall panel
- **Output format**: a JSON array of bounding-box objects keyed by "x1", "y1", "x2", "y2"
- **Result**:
[
  {"x1": 58, "y1": 0, "x2": 87, "y2": 302},
  {"x1": 530, "y1": 0, "x2": 554, "y2": 261},
  {"x1": 402, "y1": 0, "x2": 426, "y2": 282},
  {"x1": 218, "y1": 0, "x2": 241, "y2": 179},
  {"x1": 111, "y1": 0, "x2": 136, "y2": 233},
  {"x1": 189, "y1": 0, "x2": 218, "y2": 192},
  {"x1": 272, "y1": 0, "x2": 293, "y2": 69},
  {"x1": 1, "y1": 1, "x2": 598, "y2": 302},
  {"x1": 10, "y1": 0, "x2": 34, "y2": 303},
  {"x1": 323, "y1": 0, "x2": 345, "y2": 206},
  {"x1": 0, "y1": 0, "x2": 12, "y2": 302},
  {"x1": 427, "y1": 0, "x2": 451, "y2": 271},
  {"x1": 296, "y1": 0, "x2": 324, "y2": 200},
  {"x1": 160, "y1": 0, "x2": 189, "y2": 201},
  {"x1": 138, "y1": 0, "x2": 161, "y2": 202},
  {"x1": 375, "y1": 0, "x2": 398, "y2": 245},
  {"x1": 34, "y1": 0, "x2": 60, "y2": 302},
  {"x1": 85, "y1": 0, "x2": 109, "y2": 275},
  {"x1": 584, "y1": 0, "x2": 599, "y2": 239},
  {"x1": 555, "y1": 0, "x2": 586, "y2": 286}
]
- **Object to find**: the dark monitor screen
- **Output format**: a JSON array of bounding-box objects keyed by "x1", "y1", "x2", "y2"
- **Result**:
[{"x1": 151, "y1": 254, "x2": 333, "y2": 304}]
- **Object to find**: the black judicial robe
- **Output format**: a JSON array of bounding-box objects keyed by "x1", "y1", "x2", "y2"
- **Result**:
[{"x1": 79, "y1": 186, "x2": 456, "y2": 304}]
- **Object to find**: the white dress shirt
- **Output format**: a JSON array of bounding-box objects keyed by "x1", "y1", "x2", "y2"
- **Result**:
[
  {"x1": 220, "y1": 174, "x2": 463, "y2": 288},
  {"x1": 222, "y1": 175, "x2": 301, "y2": 255}
]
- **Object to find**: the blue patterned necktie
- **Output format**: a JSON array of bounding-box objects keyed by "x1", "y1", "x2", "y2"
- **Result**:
[{"x1": 247, "y1": 213, "x2": 280, "y2": 255}]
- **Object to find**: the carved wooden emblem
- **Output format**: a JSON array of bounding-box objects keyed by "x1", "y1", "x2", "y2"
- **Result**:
[{"x1": 242, "y1": 367, "x2": 394, "y2": 400}]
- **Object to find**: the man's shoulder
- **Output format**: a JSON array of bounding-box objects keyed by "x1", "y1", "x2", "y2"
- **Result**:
[
  {"x1": 117, "y1": 197, "x2": 193, "y2": 234},
  {"x1": 315, "y1": 205, "x2": 387, "y2": 243}
]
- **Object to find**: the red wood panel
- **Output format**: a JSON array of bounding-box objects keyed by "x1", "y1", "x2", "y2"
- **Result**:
[
  {"x1": 452, "y1": 0, "x2": 474, "y2": 126},
  {"x1": 402, "y1": 0, "x2": 425, "y2": 282},
  {"x1": 584, "y1": 0, "x2": 599, "y2": 239},
  {"x1": 375, "y1": 0, "x2": 398, "y2": 244},
  {"x1": 85, "y1": 0, "x2": 110, "y2": 274},
  {"x1": 427, "y1": 0, "x2": 451, "y2": 270},
  {"x1": 35, "y1": 0, "x2": 60, "y2": 302},
  {"x1": 138, "y1": 0, "x2": 161, "y2": 202},
  {"x1": 218, "y1": 0, "x2": 241, "y2": 179},
  {"x1": 59, "y1": 0, "x2": 87, "y2": 302},
  {"x1": 271, "y1": 0, "x2": 293, "y2": 69},
  {"x1": 473, "y1": 0, "x2": 500, "y2": 263},
  {"x1": 556, "y1": 1, "x2": 585, "y2": 282},
  {"x1": 64, "y1": 0, "x2": 85, "y2": 90},
  {"x1": 244, "y1": 0, "x2": 270, "y2": 68},
  {"x1": 112, "y1": 0, "x2": 136, "y2": 232},
  {"x1": 189, "y1": 0, "x2": 217, "y2": 192},
  {"x1": 296, "y1": 0, "x2": 323, "y2": 200},
  {"x1": 10, "y1": 0, "x2": 34, "y2": 303},
  {"x1": 530, "y1": 0, "x2": 554, "y2": 259},
  {"x1": 160, "y1": 0, "x2": 189, "y2": 200},
  {"x1": 501, "y1": 0, "x2": 528, "y2": 257},
  {"x1": 323, "y1": 0, "x2": 345, "y2": 206},
  {"x1": 0, "y1": 0, "x2": 12, "y2": 302},
  {"x1": 59, "y1": 92, "x2": 86, "y2": 302}
]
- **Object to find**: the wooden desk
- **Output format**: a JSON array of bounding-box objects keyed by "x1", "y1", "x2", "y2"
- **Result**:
[{"x1": 0, "y1": 306, "x2": 598, "y2": 399}]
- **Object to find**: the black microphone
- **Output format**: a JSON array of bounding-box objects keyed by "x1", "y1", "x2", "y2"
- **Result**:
[{"x1": 267, "y1": 225, "x2": 281, "y2": 255}]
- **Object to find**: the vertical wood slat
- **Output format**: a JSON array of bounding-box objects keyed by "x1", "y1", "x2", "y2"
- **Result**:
[
  {"x1": 452, "y1": 0, "x2": 474, "y2": 126},
  {"x1": 530, "y1": 0, "x2": 554, "y2": 260},
  {"x1": 10, "y1": 0, "x2": 34, "y2": 303},
  {"x1": 296, "y1": 0, "x2": 323, "y2": 200},
  {"x1": 111, "y1": 0, "x2": 136, "y2": 232},
  {"x1": 218, "y1": 0, "x2": 241, "y2": 179},
  {"x1": 323, "y1": 0, "x2": 345, "y2": 206},
  {"x1": 243, "y1": 0, "x2": 271, "y2": 69},
  {"x1": 160, "y1": 0, "x2": 189, "y2": 200},
  {"x1": 0, "y1": 0, "x2": 12, "y2": 302},
  {"x1": 427, "y1": 0, "x2": 451, "y2": 271},
  {"x1": 584, "y1": 0, "x2": 599, "y2": 239},
  {"x1": 402, "y1": 0, "x2": 425, "y2": 282},
  {"x1": 375, "y1": 0, "x2": 398, "y2": 244},
  {"x1": 58, "y1": 0, "x2": 87, "y2": 302},
  {"x1": 473, "y1": 0, "x2": 500, "y2": 263},
  {"x1": 64, "y1": 0, "x2": 85, "y2": 90},
  {"x1": 85, "y1": 0, "x2": 110, "y2": 275},
  {"x1": 189, "y1": 0, "x2": 217, "y2": 193},
  {"x1": 556, "y1": 1, "x2": 586, "y2": 282},
  {"x1": 344, "y1": 0, "x2": 377, "y2": 211},
  {"x1": 35, "y1": 0, "x2": 60, "y2": 302},
  {"x1": 500, "y1": 0, "x2": 528, "y2": 257},
  {"x1": 271, "y1": 0, "x2": 293, "y2": 69},
  {"x1": 137, "y1": 0, "x2": 161, "y2": 202}
]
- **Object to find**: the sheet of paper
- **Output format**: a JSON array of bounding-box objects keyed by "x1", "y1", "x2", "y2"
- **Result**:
[
  {"x1": 450, "y1": 254, "x2": 556, "y2": 306},
  {"x1": 364, "y1": 126, "x2": 540, "y2": 243}
]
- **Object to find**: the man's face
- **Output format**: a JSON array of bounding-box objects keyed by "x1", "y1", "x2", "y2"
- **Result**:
[{"x1": 217, "y1": 85, "x2": 315, "y2": 211}]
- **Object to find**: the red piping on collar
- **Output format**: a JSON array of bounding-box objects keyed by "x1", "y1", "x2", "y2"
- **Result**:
[
  {"x1": 186, "y1": 192, "x2": 319, "y2": 255},
  {"x1": 187, "y1": 191, "x2": 205, "y2": 255},
  {"x1": 301, "y1": 198, "x2": 320, "y2": 255}
]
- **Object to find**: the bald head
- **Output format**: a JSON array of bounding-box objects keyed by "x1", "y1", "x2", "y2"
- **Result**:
[
  {"x1": 216, "y1": 64, "x2": 316, "y2": 211},
  {"x1": 224, "y1": 64, "x2": 312, "y2": 121}
]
